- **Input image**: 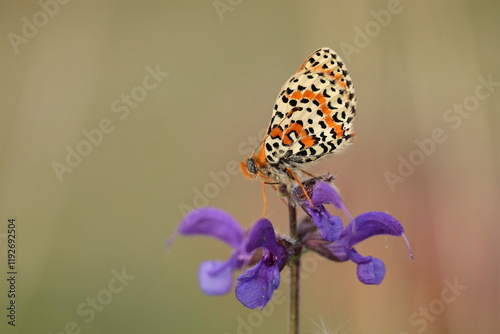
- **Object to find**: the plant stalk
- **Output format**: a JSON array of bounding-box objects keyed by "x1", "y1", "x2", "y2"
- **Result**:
[{"x1": 288, "y1": 194, "x2": 300, "y2": 334}]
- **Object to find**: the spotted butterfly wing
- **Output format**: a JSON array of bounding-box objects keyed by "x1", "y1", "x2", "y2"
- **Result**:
[{"x1": 264, "y1": 48, "x2": 356, "y2": 173}]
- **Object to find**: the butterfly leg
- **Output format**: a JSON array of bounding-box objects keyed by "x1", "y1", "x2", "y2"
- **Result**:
[
  {"x1": 269, "y1": 183, "x2": 289, "y2": 207},
  {"x1": 260, "y1": 180, "x2": 268, "y2": 217},
  {"x1": 261, "y1": 175, "x2": 293, "y2": 216},
  {"x1": 300, "y1": 169, "x2": 317, "y2": 178},
  {"x1": 286, "y1": 167, "x2": 314, "y2": 207}
]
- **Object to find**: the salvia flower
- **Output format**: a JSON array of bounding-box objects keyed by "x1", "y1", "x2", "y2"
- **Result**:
[
  {"x1": 171, "y1": 207, "x2": 289, "y2": 308},
  {"x1": 171, "y1": 176, "x2": 412, "y2": 311},
  {"x1": 294, "y1": 180, "x2": 413, "y2": 285},
  {"x1": 236, "y1": 218, "x2": 289, "y2": 309}
]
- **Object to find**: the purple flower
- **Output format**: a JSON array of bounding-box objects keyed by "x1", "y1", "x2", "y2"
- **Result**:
[
  {"x1": 294, "y1": 180, "x2": 346, "y2": 242},
  {"x1": 236, "y1": 219, "x2": 288, "y2": 309},
  {"x1": 172, "y1": 207, "x2": 289, "y2": 308},
  {"x1": 174, "y1": 208, "x2": 247, "y2": 295},
  {"x1": 326, "y1": 211, "x2": 411, "y2": 284},
  {"x1": 294, "y1": 180, "x2": 413, "y2": 285}
]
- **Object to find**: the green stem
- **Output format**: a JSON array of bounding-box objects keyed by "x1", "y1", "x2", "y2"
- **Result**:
[{"x1": 288, "y1": 194, "x2": 300, "y2": 334}]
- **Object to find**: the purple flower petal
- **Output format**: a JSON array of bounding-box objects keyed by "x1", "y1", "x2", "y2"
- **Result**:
[
  {"x1": 245, "y1": 218, "x2": 279, "y2": 253},
  {"x1": 327, "y1": 243, "x2": 389, "y2": 284},
  {"x1": 325, "y1": 239, "x2": 349, "y2": 261},
  {"x1": 341, "y1": 212, "x2": 404, "y2": 247},
  {"x1": 179, "y1": 208, "x2": 244, "y2": 248},
  {"x1": 356, "y1": 257, "x2": 386, "y2": 285},
  {"x1": 312, "y1": 182, "x2": 353, "y2": 221},
  {"x1": 234, "y1": 219, "x2": 287, "y2": 309},
  {"x1": 295, "y1": 182, "x2": 350, "y2": 241},
  {"x1": 312, "y1": 182, "x2": 343, "y2": 209},
  {"x1": 307, "y1": 207, "x2": 343, "y2": 242},
  {"x1": 235, "y1": 255, "x2": 281, "y2": 309},
  {"x1": 325, "y1": 213, "x2": 405, "y2": 285},
  {"x1": 198, "y1": 258, "x2": 236, "y2": 295}
]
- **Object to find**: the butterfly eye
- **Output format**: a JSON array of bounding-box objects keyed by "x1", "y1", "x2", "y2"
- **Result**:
[{"x1": 246, "y1": 158, "x2": 257, "y2": 175}]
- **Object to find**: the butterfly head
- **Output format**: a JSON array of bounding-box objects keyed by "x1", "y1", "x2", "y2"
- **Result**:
[{"x1": 240, "y1": 156, "x2": 258, "y2": 179}]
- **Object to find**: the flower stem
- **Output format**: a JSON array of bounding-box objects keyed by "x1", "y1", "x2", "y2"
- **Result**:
[{"x1": 288, "y1": 194, "x2": 300, "y2": 334}]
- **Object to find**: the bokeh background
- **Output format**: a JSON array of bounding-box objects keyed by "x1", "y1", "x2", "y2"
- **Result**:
[{"x1": 0, "y1": 1, "x2": 498, "y2": 333}]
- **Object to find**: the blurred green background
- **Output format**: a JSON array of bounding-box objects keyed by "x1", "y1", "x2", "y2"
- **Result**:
[{"x1": 0, "y1": 1, "x2": 498, "y2": 333}]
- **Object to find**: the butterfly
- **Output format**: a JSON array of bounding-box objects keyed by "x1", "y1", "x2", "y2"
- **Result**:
[{"x1": 241, "y1": 47, "x2": 356, "y2": 211}]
